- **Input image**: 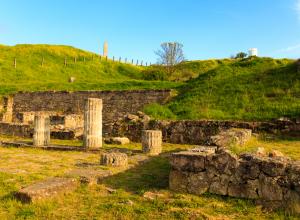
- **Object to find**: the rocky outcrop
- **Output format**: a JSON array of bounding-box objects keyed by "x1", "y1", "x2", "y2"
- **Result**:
[{"x1": 169, "y1": 147, "x2": 300, "y2": 213}]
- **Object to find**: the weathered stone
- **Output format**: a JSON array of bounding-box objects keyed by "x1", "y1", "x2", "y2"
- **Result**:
[
  {"x1": 258, "y1": 174, "x2": 283, "y2": 201},
  {"x1": 169, "y1": 170, "x2": 188, "y2": 193},
  {"x1": 210, "y1": 128, "x2": 252, "y2": 148},
  {"x1": 187, "y1": 172, "x2": 209, "y2": 195},
  {"x1": 209, "y1": 174, "x2": 230, "y2": 195},
  {"x1": 171, "y1": 151, "x2": 206, "y2": 172},
  {"x1": 269, "y1": 150, "x2": 284, "y2": 158},
  {"x1": 69, "y1": 77, "x2": 75, "y2": 83},
  {"x1": 228, "y1": 179, "x2": 259, "y2": 199},
  {"x1": 237, "y1": 154, "x2": 261, "y2": 180},
  {"x1": 256, "y1": 147, "x2": 266, "y2": 157},
  {"x1": 83, "y1": 98, "x2": 102, "y2": 149},
  {"x1": 15, "y1": 177, "x2": 77, "y2": 203},
  {"x1": 65, "y1": 168, "x2": 112, "y2": 185},
  {"x1": 169, "y1": 147, "x2": 300, "y2": 212},
  {"x1": 142, "y1": 130, "x2": 162, "y2": 155},
  {"x1": 125, "y1": 114, "x2": 139, "y2": 122},
  {"x1": 261, "y1": 157, "x2": 287, "y2": 177},
  {"x1": 33, "y1": 114, "x2": 50, "y2": 147},
  {"x1": 100, "y1": 152, "x2": 128, "y2": 167},
  {"x1": 104, "y1": 137, "x2": 130, "y2": 145},
  {"x1": 209, "y1": 149, "x2": 239, "y2": 175}
]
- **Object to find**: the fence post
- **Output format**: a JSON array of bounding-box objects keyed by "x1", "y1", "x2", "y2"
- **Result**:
[
  {"x1": 41, "y1": 56, "x2": 44, "y2": 67},
  {"x1": 14, "y1": 58, "x2": 17, "y2": 69},
  {"x1": 74, "y1": 57, "x2": 77, "y2": 63},
  {"x1": 83, "y1": 56, "x2": 86, "y2": 62},
  {"x1": 119, "y1": 57, "x2": 121, "y2": 63},
  {"x1": 146, "y1": 62, "x2": 147, "y2": 66},
  {"x1": 106, "y1": 56, "x2": 108, "y2": 61},
  {"x1": 64, "y1": 57, "x2": 67, "y2": 66},
  {"x1": 131, "y1": 59, "x2": 133, "y2": 64}
]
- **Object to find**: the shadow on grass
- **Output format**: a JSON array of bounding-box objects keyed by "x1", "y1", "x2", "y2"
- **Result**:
[{"x1": 102, "y1": 154, "x2": 172, "y2": 194}]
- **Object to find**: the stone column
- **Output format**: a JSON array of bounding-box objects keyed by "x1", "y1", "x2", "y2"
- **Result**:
[
  {"x1": 33, "y1": 114, "x2": 50, "y2": 147},
  {"x1": 83, "y1": 98, "x2": 102, "y2": 149},
  {"x1": 142, "y1": 130, "x2": 162, "y2": 155}
]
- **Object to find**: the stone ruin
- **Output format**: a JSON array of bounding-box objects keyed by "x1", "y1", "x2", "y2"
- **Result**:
[
  {"x1": 169, "y1": 146, "x2": 300, "y2": 213},
  {"x1": 0, "y1": 91, "x2": 297, "y2": 214}
]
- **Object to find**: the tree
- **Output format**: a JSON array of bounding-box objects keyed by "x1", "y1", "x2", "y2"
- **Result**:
[
  {"x1": 235, "y1": 52, "x2": 248, "y2": 59},
  {"x1": 155, "y1": 42, "x2": 185, "y2": 67}
]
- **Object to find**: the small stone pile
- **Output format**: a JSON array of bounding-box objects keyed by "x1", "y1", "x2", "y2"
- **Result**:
[
  {"x1": 209, "y1": 128, "x2": 252, "y2": 148},
  {"x1": 170, "y1": 146, "x2": 300, "y2": 213}
]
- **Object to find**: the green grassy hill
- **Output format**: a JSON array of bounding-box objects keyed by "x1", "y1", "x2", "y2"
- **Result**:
[
  {"x1": 0, "y1": 44, "x2": 299, "y2": 121},
  {"x1": 0, "y1": 44, "x2": 178, "y2": 94},
  {"x1": 145, "y1": 57, "x2": 300, "y2": 121}
]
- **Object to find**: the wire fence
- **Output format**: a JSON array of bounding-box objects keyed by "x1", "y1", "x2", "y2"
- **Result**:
[{"x1": 10, "y1": 55, "x2": 152, "y2": 69}]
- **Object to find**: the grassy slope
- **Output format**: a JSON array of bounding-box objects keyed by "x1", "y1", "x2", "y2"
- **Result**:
[
  {"x1": 0, "y1": 44, "x2": 179, "y2": 94},
  {"x1": 145, "y1": 57, "x2": 300, "y2": 121}
]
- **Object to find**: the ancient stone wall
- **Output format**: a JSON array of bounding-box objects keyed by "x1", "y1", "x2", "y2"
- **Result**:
[
  {"x1": 112, "y1": 119, "x2": 300, "y2": 144},
  {"x1": 170, "y1": 147, "x2": 300, "y2": 212},
  {"x1": 10, "y1": 90, "x2": 171, "y2": 128}
]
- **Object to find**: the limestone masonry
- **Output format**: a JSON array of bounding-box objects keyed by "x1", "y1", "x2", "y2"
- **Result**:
[{"x1": 169, "y1": 146, "x2": 300, "y2": 212}]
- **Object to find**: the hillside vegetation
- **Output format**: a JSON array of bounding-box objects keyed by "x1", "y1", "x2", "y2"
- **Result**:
[
  {"x1": 0, "y1": 44, "x2": 299, "y2": 121},
  {"x1": 0, "y1": 44, "x2": 178, "y2": 94},
  {"x1": 145, "y1": 58, "x2": 300, "y2": 121}
]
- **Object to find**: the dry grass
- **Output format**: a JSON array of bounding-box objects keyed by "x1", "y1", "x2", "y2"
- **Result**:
[{"x1": 0, "y1": 136, "x2": 298, "y2": 219}]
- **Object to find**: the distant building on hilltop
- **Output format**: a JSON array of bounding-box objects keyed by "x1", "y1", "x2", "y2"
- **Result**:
[
  {"x1": 248, "y1": 48, "x2": 258, "y2": 57},
  {"x1": 103, "y1": 41, "x2": 108, "y2": 57}
]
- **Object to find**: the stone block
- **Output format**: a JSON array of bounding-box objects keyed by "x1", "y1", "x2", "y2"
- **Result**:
[
  {"x1": 187, "y1": 172, "x2": 209, "y2": 195},
  {"x1": 65, "y1": 169, "x2": 112, "y2": 185},
  {"x1": 169, "y1": 170, "x2": 188, "y2": 193},
  {"x1": 210, "y1": 128, "x2": 252, "y2": 148},
  {"x1": 100, "y1": 152, "x2": 128, "y2": 167},
  {"x1": 15, "y1": 177, "x2": 77, "y2": 203},
  {"x1": 170, "y1": 148, "x2": 215, "y2": 172},
  {"x1": 258, "y1": 174, "x2": 283, "y2": 201},
  {"x1": 142, "y1": 130, "x2": 162, "y2": 155}
]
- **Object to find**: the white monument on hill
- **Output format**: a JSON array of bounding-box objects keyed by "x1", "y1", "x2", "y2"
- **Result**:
[
  {"x1": 248, "y1": 48, "x2": 258, "y2": 57},
  {"x1": 103, "y1": 41, "x2": 108, "y2": 57}
]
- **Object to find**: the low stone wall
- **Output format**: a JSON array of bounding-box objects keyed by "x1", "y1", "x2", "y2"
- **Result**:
[
  {"x1": 112, "y1": 119, "x2": 300, "y2": 144},
  {"x1": 169, "y1": 147, "x2": 300, "y2": 212},
  {"x1": 0, "y1": 122, "x2": 76, "y2": 140}
]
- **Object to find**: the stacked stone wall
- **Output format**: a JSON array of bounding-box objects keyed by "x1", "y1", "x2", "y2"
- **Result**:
[{"x1": 169, "y1": 147, "x2": 300, "y2": 212}]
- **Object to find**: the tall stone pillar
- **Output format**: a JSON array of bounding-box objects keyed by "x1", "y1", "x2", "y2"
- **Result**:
[
  {"x1": 142, "y1": 130, "x2": 162, "y2": 155},
  {"x1": 83, "y1": 98, "x2": 102, "y2": 149},
  {"x1": 33, "y1": 114, "x2": 50, "y2": 147}
]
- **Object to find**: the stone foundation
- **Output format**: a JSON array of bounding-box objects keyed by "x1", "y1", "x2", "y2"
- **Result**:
[{"x1": 169, "y1": 147, "x2": 300, "y2": 212}]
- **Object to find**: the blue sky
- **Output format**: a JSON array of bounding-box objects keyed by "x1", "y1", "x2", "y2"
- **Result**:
[{"x1": 0, "y1": 0, "x2": 299, "y2": 62}]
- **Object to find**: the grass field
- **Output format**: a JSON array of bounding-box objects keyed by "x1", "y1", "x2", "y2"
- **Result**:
[{"x1": 0, "y1": 135, "x2": 299, "y2": 219}]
